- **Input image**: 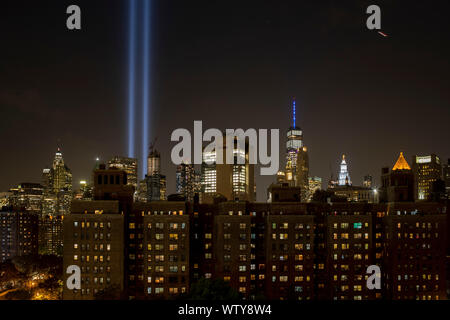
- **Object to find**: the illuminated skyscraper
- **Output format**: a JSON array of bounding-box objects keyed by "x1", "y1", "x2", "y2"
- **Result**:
[
  {"x1": 201, "y1": 135, "x2": 255, "y2": 203},
  {"x1": 0, "y1": 208, "x2": 38, "y2": 262},
  {"x1": 40, "y1": 149, "x2": 72, "y2": 256},
  {"x1": 296, "y1": 146, "x2": 309, "y2": 202},
  {"x1": 338, "y1": 155, "x2": 351, "y2": 186},
  {"x1": 412, "y1": 154, "x2": 442, "y2": 201},
  {"x1": 176, "y1": 163, "x2": 200, "y2": 202},
  {"x1": 285, "y1": 98, "x2": 304, "y2": 186},
  {"x1": 8, "y1": 183, "x2": 43, "y2": 212},
  {"x1": 380, "y1": 152, "x2": 414, "y2": 202},
  {"x1": 44, "y1": 148, "x2": 72, "y2": 194},
  {"x1": 108, "y1": 156, "x2": 138, "y2": 191},
  {"x1": 147, "y1": 147, "x2": 161, "y2": 176},
  {"x1": 145, "y1": 147, "x2": 166, "y2": 201}
]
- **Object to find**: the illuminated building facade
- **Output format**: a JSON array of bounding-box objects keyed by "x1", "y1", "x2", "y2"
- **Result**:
[
  {"x1": 108, "y1": 156, "x2": 138, "y2": 191},
  {"x1": 8, "y1": 183, "x2": 43, "y2": 212},
  {"x1": 146, "y1": 148, "x2": 167, "y2": 201},
  {"x1": 331, "y1": 186, "x2": 377, "y2": 203},
  {"x1": 265, "y1": 214, "x2": 315, "y2": 300},
  {"x1": 308, "y1": 177, "x2": 322, "y2": 201},
  {"x1": 127, "y1": 201, "x2": 189, "y2": 299},
  {"x1": 143, "y1": 211, "x2": 190, "y2": 298},
  {"x1": 63, "y1": 200, "x2": 125, "y2": 300},
  {"x1": 412, "y1": 154, "x2": 442, "y2": 201},
  {"x1": 0, "y1": 208, "x2": 39, "y2": 262},
  {"x1": 60, "y1": 154, "x2": 447, "y2": 301},
  {"x1": 296, "y1": 147, "x2": 309, "y2": 202},
  {"x1": 137, "y1": 179, "x2": 148, "y2": 203},
  {"x1": 382, "y1": 204, "x2": 447, "y2": 300},
  {"x1": 338, "y1": 155, "x2": 351, "y2": 186},
  {"x1": 38, "y1": 214, "x2": 63, "y2": 256},
  {"x1": 74, "y1": 180, "x2": 93, "y2": 201},
  {"x1": 0, "y1": 192, "x2": 11, "y2": 208},
  {"x1": 42, "y1": 148, "x2": 73, "y2": 219},
  {"x1": 147, "y1": 147, "x2": 161, "y2": 176},
  {"x1": 176, "y1": 163, "x2": 200, "y2": 202},
  {"x1": 214, "y1": 214, "x2": 252, "y2": 297},
  {"x1": 43, "y1": 148, "x2": 73, "y2": 194},
  {"x1": 285, "y1": 127, "x2": 303, "y2": 185},
  {"x1": 326, "y1": 214, "x2": 374, "y2": 300},
  {"x1": 201, "y1": 135, "x2": 255, "y2": 203},
  {"x1": 146, "y1": 174, "x2": 167, "y2": 201}
]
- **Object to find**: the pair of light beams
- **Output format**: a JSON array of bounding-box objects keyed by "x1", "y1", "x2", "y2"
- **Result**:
[{"x1": 127, "y1": 0, "x2": 151, "y2": 178}]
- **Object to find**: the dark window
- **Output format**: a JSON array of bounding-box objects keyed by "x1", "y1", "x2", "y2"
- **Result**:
[
  {"x1": 116, "y1": 175, "x2": 120, "y2": 185},
  {"x1": 98, "y1": 175, "x2": 102, "y2": 185}
]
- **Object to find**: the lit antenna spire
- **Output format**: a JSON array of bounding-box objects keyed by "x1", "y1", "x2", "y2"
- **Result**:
[{"x1": 292, "y1": 97, "x2": 296, "y2": 128}]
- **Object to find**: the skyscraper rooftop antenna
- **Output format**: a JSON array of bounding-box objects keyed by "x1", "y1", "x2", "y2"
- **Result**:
[{"x1": 292, "y1": 97, "x2": 296, "y2": 128}]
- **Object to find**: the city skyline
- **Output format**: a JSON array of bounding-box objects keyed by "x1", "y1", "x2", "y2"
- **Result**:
[
  {"x1": 1, "y1": 1, "x2": 449, "y2": 201},
  {"x1": 1, "y1": 1, "x2": 450, "y2": 304}
]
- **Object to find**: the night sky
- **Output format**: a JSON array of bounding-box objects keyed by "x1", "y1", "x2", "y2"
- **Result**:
[{"x1": 1, "y1": 0, "x2": 449, "y2": 201}]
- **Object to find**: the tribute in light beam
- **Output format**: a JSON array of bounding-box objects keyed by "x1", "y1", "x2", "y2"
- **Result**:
[
  {"x1": 127, "y1": 0, "x2": 137, "y2": 158},
  {"x1": 142, "y1": 0, "x2": 151, "y2": 177}
]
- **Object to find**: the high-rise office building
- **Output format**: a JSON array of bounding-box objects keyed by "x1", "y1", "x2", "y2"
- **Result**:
[
  {"x1": 146, "y1": 148, "x2": 166, "y2": 201},
  {"x1": 176, "y1": 163, "x2": 200, "y2": 202},
  {"x1": 137, "y1": 179, "x2": 148, "y2": 203},
  {"x1": 338, "y1": 155, "x2": 351, "y2": 186},
  {"x1": 74, "y1": 180, "x2": 93, "y2": 201},
  {"x1": 38, "y1": 214, "x2": 63, "y2": 256},
  {"x1": 296, "y1": 147, "x2": 309, "y2": 202},
  {"x1": 8, "y1": 183, "x2": 43, "y2": 212},
  {"x1": 380, "y1": 152, "x2": 415, "y2": 202},
  {"x1": 412, "y1": 154, "x2": 442, "y2": 201},
  {"x1": 108, "y1": 156, "x2": 138, "y2": 191},
  {"x1": 43, "y1": 148, "x2": 72, "y2": 194},
  {"x1": 0, "y1": 208, "x2": 39, "y2": 262},
  {"x1": 148, "y1": 148, "x2": 161, "y2": 176},
  {"x1": 42, "y1": 148, "x2": 73, "y2": 214},
  {"x1": 201, "y1": 135, "x2": 255, "y2": 203},
  {"x1": 284, "y1": 98, "x2": 305, "y2": 188},
  {"x1": 146, "y1": 174, "x2": 167, "y2": 201}
]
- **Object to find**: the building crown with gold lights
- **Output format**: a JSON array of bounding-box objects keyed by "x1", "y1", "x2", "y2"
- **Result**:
[{"x1": 392, "y1": 152, "x2": 411, "y2": 171}]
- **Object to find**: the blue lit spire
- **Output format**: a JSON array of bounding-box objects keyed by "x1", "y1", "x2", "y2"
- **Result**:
[{"x1": 292, "y1": 97, "x2": 296, "y2": 128}]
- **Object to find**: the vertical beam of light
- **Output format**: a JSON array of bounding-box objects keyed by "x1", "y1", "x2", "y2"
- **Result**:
[
  {"x1": 127, "y1": 0, "x2": 137, "y2": 158},
  {"x1": 293, "y1": 98, "x2": 296, "y2": 128},
  {"x1": 142, "y1": 0, "x2": 151, "y2": 177}
]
